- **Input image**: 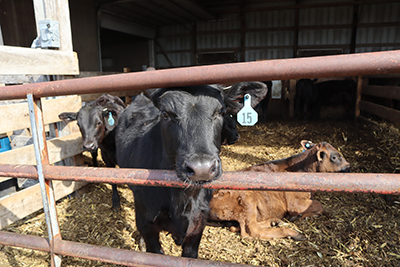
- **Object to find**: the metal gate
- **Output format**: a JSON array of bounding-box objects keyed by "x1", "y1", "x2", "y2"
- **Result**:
[{"x1": 0, "y1": 50, "x2": 399, "y2": 267}]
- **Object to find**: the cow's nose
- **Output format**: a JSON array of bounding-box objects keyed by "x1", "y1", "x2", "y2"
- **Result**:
[
  {"x1": 84, "y1": 142, "x2": 97, "y2": 151},
  {"x1": 183, "y1": 157, "x2": 220, "y2": 183}
]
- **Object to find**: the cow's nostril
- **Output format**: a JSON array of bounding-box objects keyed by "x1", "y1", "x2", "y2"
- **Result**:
[
  {"x1": 183, "y1": 157, "x2": 220, "y2": 183},
  {"x1": 185, "y1": 165, "x2": 195, "y2": 176}
]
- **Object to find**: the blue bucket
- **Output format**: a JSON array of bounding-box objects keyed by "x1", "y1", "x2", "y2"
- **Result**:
[{"x1": 0, "y1": 137, "x2": 11, "y2": 153}]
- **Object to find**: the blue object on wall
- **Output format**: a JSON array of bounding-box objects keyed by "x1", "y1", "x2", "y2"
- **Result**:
[{"x1": 0, "y1": 137, "x2": 11, "y2": 153}]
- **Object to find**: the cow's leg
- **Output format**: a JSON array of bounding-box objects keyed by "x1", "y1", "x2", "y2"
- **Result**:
[
  {"x1": 101, "y1": 149, "x2": 120, "y2": 212},
  {"x1": 111, "y1": 184, "x2": 120, "y2": 212},
  {"x1": 90, "y1": 150, "x2": 98, "y2": 167},
  {"x1": 250, "y1": 226, "x2": 305, "y2": 240},
  {"x1": 181, "y1": 229, "x2": 204, "y2": 258},
  {"x1": 140, "y1": 227, "x2": 163, "y2": 254}
]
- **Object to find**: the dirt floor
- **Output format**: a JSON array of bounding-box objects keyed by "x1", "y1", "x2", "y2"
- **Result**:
[{"x1": 1, "y1": 117, "x2": 400, "y2": 267}]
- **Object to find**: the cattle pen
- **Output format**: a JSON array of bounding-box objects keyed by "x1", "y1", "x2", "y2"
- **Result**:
[{"x1": 0, "y1": 50, "x2": 400, "y2": 267}]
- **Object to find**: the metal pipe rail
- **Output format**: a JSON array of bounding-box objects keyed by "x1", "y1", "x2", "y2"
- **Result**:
[
  {"x1": 0, "y1": 50, "x2": 399, "y2": 266},
  {"x1": 0, "y1": 50, "x2": 399, "y2": 100},
  {"x1": 0, "y1": 231, "x2": 248, "y2": 267},
  {"x1": 0, "y1": 164, "x2": 399, "y2": 195}
]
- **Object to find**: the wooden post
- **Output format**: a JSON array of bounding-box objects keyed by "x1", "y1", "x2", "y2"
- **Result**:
[
  {"x1": 355, "y1": 75, "x2": 364, "y2": 118},
  {"x1": 33, "y1": 0, "x2": 73, "y2": 52},
  {"x1": 289, "y1": 79, "x2": 297, "y2": 118}
]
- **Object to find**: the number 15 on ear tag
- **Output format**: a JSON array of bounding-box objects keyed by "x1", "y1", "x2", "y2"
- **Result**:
[{"x1": 237, "y1": 94, "x2": 258, "y2": 126}]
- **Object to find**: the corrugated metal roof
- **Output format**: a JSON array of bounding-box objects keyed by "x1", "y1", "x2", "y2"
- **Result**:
[{"x1": 154, "y1": 1, "x2": 400, "y2": 68}]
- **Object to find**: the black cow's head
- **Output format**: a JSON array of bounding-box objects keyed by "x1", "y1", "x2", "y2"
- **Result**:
[
  {"x1": 149, "y1": 82, "x2": 267, "y2": 184},
  {"x1": 222, "y1": 113, "x2": 239, "y2": 145},
  {"x1": 58, "y1": 94, "x2": 125, "y2": 152}
]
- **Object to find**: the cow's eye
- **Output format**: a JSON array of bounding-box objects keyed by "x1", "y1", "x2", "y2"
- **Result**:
[
  {"x1": 161, "y1": 110, "x2": 169, "y2": 120},
  {"x1": 96, "y1": 121, "x2": 102, "y2": 127},
  {"x1": 331, "y1": 155, "x2": 338, "y2": 162}
]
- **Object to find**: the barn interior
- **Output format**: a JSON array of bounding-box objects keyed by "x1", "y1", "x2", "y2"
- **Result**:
[{"x1": 0, "y1": 0, "x2": 400, "y2": 266}]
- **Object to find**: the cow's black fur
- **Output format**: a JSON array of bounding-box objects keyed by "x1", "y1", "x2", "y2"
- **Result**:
[
  {"x1": 294, "y1": 78, "x2": 319, "y2": 121},
  {"x1": 315, "y1": 79, "x2": 357, "y2": 119},
  {"x1": 255, "y1": 81, "x2": 273, "y2": 122},
  {"x1": 58, "y1": 94, "x2": 125, "y2": 211},
  {"x1": 116, "y1": 82, "x2": 267, "y2": 258},
  {"x1": 221, "y1": 113, "x2": 239, "y2": 145}
]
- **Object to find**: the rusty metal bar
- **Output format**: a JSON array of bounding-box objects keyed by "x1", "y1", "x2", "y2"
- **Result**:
[
  {"x1": 0, "y1": 164, "x2": 399, "y2": 195},
  {"x1": 0, "y1": 231, "x2": 249, "y2": 267},
  {"x1": 27, "y1": 94, "x2": 62, "y2": 267},
  {"x1": 0, "y1": 50, "x2": 399, "y2": 100}
]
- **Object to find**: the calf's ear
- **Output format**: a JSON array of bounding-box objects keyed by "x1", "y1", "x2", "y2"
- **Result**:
[
  {"x1": 94, "y1": 94, "x2": 126, "y2": 108},
  {"x1": 224, "y1": 81, "x2": 268, "y2": 114},
  {"x1": 317, "y1": 150, "x2": 326, "y2": 162},
  {"x1": 102, "y1": 108, "x2": 118, "y2": 132},
  {"x1": 58, "y1": 112, "x2": 77, "y2": 123}
]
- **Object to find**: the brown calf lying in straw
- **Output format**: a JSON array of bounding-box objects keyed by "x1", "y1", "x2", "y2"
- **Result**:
[{"x1": 209, "y1": 140, "x2": 350, "y2": 240}]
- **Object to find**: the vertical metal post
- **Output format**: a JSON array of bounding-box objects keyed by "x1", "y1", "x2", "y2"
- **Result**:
[{"x1": 27, "y1": 93, "x2": 62, "y2": 267}]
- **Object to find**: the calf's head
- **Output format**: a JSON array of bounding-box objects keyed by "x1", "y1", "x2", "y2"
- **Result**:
[
  {"x1": 301, "y1": 140, "x2": 350, "y2": 173},
  {"x1": 58, "y1": 94, "x2": 125, "y2": 152},
  {"x1": 222, "y1": 113, "x2": 239, "y2": 145},
  {"x1": 150, "y1": 82, "x2": 267, "y2": 184}
]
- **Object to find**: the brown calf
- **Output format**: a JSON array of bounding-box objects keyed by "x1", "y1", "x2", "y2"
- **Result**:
[{"x1": 209, "y1": 140, "x2": 350, "y2": 240}]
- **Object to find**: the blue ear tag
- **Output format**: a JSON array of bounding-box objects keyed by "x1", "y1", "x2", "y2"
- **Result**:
[
  {"x1": 108, "y1": 111, "x2": 115, "y2": 126},
  {"x1": 237, "y1": 94, "x2": 258, "y2": 126},
  {"x1": 303, "y1": 142, "x2": 311, "y2": 152}
]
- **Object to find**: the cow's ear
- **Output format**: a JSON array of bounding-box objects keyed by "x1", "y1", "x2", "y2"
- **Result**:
[
  {"x1": 224, "y1": 82, "x2": 268, "y2": 114},
  {"x1": 58, "y1": 112, "x2": 77, "y2": 123},
  {"x1": 94, "y1": 94, "x2": 126, "y2": 108},
  {"x1": 317, "y1": 150, "x2": 326, "y2": 161},
  {"x1": 102, "y1": 108, "x2": 118, "y2": 132},
  {"x1": 146, "y1": 88, "x2": 166, "y2": 108},
  {"x1": 301, "y1": 140, "x2": 315, "y2": 150}
]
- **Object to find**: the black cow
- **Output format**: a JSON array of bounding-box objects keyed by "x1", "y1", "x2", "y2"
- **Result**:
[
  {"x1": 58, "y1": 94, "x2": 125, "y2": 211},
  {"x1": 294, "y1": 78, "x2": 318, "y2": 121},
  {"x1": 221, "y1": 113, "x2": 239, "y2": 145},
  {"x1": 116, "y1": 82, "x2": 267, "y2": 258},
  {"x1": 315, "y1": 79, "x2": 357, "y2": 119},
  {"x1": 255, "y1": 81, "x2": 273, "y2": 122}
]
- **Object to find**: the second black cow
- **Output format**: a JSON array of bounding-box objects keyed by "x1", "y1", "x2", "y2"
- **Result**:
[
  {"x1": 116, "y1": 82, "x2": 267, "y2": 258},
  {"x1": 59, "y1": 94, "x2": 125, "y2": 211}
]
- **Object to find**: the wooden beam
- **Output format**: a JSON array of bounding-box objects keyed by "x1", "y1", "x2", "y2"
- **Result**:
[
  {"x1": 0, "y1": 95, "x2": 81, "y2": 134},
  {"x1": 0, "y1": 180, "x2": 87, "y2": 229},
  {"x1": 0, "y1": 132, "x2": 83, "y2": 165},
  {"x1": 355, "y1": 76, "x2": 364, "y2": 117},
  {"x1": 362, "y1": 85, "x2": 400, "y2": 100},
  {"x1": 359, "y1": 100, "x2": 400, "y2": 125},
  {"x1": 0, "y1": 45, "x2": 79, "y2": 75},
  {"x1": 33, "y1": 0, "x2": 73, "y2": 52}
]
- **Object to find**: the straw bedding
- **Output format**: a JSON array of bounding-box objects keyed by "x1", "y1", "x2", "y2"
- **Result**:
[{"x1": 1, "y1": 118, "x2": 399, "y2": 266}]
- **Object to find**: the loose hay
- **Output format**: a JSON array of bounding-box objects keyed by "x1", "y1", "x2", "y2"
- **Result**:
[{"x1": 1, "y1": 118, "x2": 400, "y2": 266}]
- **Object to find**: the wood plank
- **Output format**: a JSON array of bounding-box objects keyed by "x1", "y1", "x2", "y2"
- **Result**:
[
  {"x1": 0, "y1": 45, "x2": 79, "y2": 75},
  {"x1": 359, "y1": 100, "x2": 400, "y2": 125},
  {"x1": 355, "y1": 76, "x2": 364, "y2": 117},
  {"x1": 33, "y1": 0, "x2": 73, "y2": 52},
  {"x1": 0, "y1": 180, "x2": 87, "y2": 229},
  {"x1": 0, "y1": 132, "x2": 83, "y2": 165},
  {"x1": 0, "y1": 95, "x2": 81, "y2": 134},
  {"x1": 362, "y1": 85, "x2": 400, "y2": 100}
]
